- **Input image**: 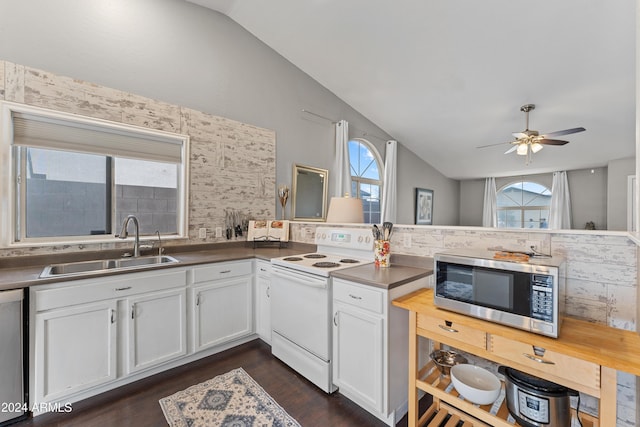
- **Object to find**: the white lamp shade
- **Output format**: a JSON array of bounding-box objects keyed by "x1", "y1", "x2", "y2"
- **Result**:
[
  {"x1": 531, "y1": 142, "x2": 544, "y2": 153},
  {"x1": 516, "y1": 143, "x2": 528, "y2": 155},
  {"x1": 326, "y1": 197, "x2": 364, "y2": 223}
]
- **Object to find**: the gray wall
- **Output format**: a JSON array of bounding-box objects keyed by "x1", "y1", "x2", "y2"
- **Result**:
[
  {"x1": 396, "y1": 144, "x2": 460, "y2": 225},
  {"x1": 569, "y1": 167, "x2": 607, "y2": 230},
  {"x1": 459, "y1": 168, "x2": 609, "y2": 229},
  {"x1": 607, "y1": 157, "x2": 635, "y2": 231},
  {"x1": 0, "y1": 0, "x2": 458, "y2": 226}
]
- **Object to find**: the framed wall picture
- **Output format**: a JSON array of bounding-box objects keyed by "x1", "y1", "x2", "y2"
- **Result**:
[{"x1": 415, "y1": 188, "x2": 434, "y2": 225}]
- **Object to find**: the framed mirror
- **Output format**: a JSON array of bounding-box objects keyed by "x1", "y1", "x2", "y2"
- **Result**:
[{"x1": 291, "y1": 164, "x2": 329, "y2": 221}]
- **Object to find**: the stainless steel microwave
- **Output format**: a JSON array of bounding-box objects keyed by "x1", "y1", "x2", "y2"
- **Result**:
[{"x1": 434, "y1": 249, "x2": 565, "y2": 338}]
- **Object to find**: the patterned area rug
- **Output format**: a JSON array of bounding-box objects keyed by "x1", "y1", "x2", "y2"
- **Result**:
[{"x1": 159, "y1": 368, "x2": 301, "y2": 427}]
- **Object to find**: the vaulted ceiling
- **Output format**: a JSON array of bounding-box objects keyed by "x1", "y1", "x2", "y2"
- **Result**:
[{"x1": 186, "y1": 0, "x2": 635, "y2": 179}]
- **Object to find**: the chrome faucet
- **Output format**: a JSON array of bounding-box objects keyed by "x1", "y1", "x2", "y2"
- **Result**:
[
  {"x1": 155, "y1": 230, "x2": 163, "y2": 257},
  {"x1": 118, "y1": 215, "x2": 141, "y2": 257}
]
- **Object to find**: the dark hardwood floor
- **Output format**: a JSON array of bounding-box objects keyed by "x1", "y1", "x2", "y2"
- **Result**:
[{"x1": 15, "y1": 339, "x2": 420, "y2": 427}]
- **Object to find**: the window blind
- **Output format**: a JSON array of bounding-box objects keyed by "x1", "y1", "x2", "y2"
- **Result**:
[{"x1": 12, "y1": 111, "x2": 184, "y2": 163}]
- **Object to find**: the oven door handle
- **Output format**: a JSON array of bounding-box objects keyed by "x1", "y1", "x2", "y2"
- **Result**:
[{"x1": 272, "y1": 267, "x2": 327, "y2": 288}]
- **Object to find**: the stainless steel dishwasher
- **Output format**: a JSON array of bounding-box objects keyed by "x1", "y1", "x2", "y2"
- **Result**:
[{"x1": 0, "y1": 289, "x2": 27, "y2": 425}]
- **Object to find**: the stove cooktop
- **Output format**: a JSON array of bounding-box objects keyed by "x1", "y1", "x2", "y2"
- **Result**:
[
  {"x1": 272, "y1": 252, "x2": 372, "y2": 276},
  {"x1": 272, "y1": 227, "x2": 374, "y2": 276}
]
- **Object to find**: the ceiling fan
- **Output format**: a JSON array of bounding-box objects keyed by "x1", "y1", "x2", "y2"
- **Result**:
[{"x1": 479, "y1": 104, "x2": 585, "y2": 164}]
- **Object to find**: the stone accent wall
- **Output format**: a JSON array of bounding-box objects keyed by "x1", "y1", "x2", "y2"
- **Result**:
[{"x1": 0, "y1": 60, "x2": 275, "y2": 255}]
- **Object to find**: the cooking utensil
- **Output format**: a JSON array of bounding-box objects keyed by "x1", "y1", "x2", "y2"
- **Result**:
[
  {"x1": 373, "y1": 224, "x2": 381, "y2": 240},
  {"x1": 382, "y1": 222, "x2": 393, "y2": 240},
  {"x1": 430, "y1": 350, "x2": 467, "y2": 376}
]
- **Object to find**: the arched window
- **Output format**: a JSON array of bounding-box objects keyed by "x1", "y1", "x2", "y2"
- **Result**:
[
  {"x1": 497, "y1": 181, "x2": 551, "y2": 229},
  {"x1": 348, "y1": 138, "x2": 383, "y2": 223}
]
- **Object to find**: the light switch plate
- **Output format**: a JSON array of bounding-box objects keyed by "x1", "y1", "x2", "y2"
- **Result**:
[
  {"x1": 403, "y1": 233, "x2": 412, "y2": 248},
  {"x1": 199, "y1": 228, "x2": 207, "y2": 239},
  {"x1": 216, "y1": 227, "x2": 222, "y2": 238}
]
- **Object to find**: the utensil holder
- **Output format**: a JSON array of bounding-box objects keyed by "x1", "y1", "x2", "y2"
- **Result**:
[{"x1": 374, "y1": 240, "x2": 391, "y2": 268}]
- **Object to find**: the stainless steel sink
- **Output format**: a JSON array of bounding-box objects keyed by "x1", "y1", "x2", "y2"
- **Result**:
[{"x1": 40, "y1": 255, "x2": 180, "y2": 279}]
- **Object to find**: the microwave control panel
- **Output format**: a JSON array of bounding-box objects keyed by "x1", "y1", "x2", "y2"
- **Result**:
[{"x1": 530, "y1": 274, "x2": 554, "y2": 322}]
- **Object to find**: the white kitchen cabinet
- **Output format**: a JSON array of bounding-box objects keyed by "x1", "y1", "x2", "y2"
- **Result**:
[
  {"x1": 190, "y1": 260, "x2": 253, "y2": 352},
  {"x1": 254, "y1": 260, "x2": 272, "y2": 344},
  {"x1": 33, "y1": 300, "x2": 118, "y2": 403},
  {"x1": 125, "y1": 288, "x2": 187, "y2": 374},
  {"x1": 30, "y1": 268, "x2": 187, "y2": 407},
  {"x1": 333, "y1": 296, "x2": 384, "y2": 410},
  {"x1": 332, "y1": 276, "x2": 427, "y2": 426}
]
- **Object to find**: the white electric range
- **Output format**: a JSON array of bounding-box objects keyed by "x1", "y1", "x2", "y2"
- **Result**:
[
  {"x1": 270, "y1": 227, "x2": 374, "y2": 393},
  {"x1": 271, "y1": 227, "x2": 374, "y2": 275}
]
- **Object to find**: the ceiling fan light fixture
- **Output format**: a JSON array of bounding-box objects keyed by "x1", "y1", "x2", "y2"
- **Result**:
[
  {"x1": 516, "y1": 143, "x2": 528, "y2": 155},
  {"x1": 531, "y1": 142, "x2": 544, "y2": 153}
]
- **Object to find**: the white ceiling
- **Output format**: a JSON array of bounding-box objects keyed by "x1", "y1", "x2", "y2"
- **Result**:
[{"x1": 186, "y1": 0, "x2": 636, "y2": 180}]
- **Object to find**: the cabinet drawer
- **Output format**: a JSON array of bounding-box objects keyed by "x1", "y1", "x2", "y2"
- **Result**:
[
  {"x1": 333, "y1": 280, "x2": 384, "y2": 314},
  {"x1": 34, "y1": 269, "x2": 187, "y2": 312},
  {"x1": 255, "y1": 260, "x2": 272, "y2": 276},
  {"x1": 191, "y1": 260, "x2": 252, "y2": 284},
  {"x1": 418, "y1": 314, "x2": 487, "y2": 349},
  {"x1": 489, "y1": 335, "x2": 600, "y2": 390}
]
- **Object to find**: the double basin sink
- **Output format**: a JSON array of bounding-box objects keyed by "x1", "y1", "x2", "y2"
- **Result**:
[{"x1": 40, "y1": 255, "x2": 180, "y2": 279}]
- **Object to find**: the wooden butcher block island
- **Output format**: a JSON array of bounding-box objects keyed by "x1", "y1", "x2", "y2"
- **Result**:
[{"x1": 392, "y1": 288, "x2": 640, "y2": 427}]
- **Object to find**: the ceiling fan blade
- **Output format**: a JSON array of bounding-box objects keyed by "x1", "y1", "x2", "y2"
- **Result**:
[
  {"x1": 512, "y1": 132, "x2": 528, "y2": 139},
  {"x1": 540, "y1": 127, "x2": 585, "y2": 138},
  {"x1": 504, "y1": 145, "x2": 518, "y2": 154},
  {"x1": 476, "y1": 141, "x2": 513, "y2": 149},
  {"x1": 537, "y1": 138, "x2": 569, "y2": 146}
]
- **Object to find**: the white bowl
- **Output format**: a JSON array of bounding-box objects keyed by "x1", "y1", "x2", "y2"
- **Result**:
[{"x1": 450, "y1": 364, "x2": 501, "y2": 405}]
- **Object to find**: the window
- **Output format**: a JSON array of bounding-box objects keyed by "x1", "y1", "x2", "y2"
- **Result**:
[
  {"x1": 497, "y1": 181, "x2": 551, "y2": 229},
  {"x1": 1, "y1": 102, "x2": 189, "y2": 246},
  {"x1": 348, "y1": 138, "x2": 382, "y2": 223}
]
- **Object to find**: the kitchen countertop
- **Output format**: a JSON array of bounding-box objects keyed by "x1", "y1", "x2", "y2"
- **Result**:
[
  {"x1": 332, "y1": 255, "x2": 433, "y2": 290},
  {"x1": 0, "y1": 243, "x2": 313, "y2": 291},
  {"x1": 0, "y1": 242, "x2": 433, "y2": 291}
]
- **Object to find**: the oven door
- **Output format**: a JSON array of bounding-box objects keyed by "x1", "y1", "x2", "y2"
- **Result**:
[{"x1": 271, "y1": 265, "x2": 330, "y2": 361}]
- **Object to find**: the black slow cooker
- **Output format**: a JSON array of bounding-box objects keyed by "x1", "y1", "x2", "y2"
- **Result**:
[{"x1": 498, "y1": 366, "x2": 578, "y2": 427}]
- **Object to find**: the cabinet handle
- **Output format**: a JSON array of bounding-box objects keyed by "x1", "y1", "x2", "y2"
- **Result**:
[
  {"x1": 110, "y1": 309, "x2": 116, "y2": 324},
  {"x1": 220, "y1": 270, "x2": 231, "y2": 274},
  {"x1": 196, "y1": 294, "x2": 201, "y2": 306},
  {"x1": 115, "y1": 286, "x2": 132, "y2": 291},
  {"x1": 266, "y1": 286, "x2": 270, "y2": 298},
  {"x1": 348, "y1": 294, "x2": 363, "y2": 300},
  {"x1": 438, "y1": 324, "x2": 459, "y2": 333},
  {"x1": 523, "y1": 353, "x2": 556, "y2": 365},
  {"x1": 333, "y1": 312, "x2": 338, "y2": 326},
  {"x1": 260, "y1": 268, "x2": 267, "y2": 272},
  {"x1": 131, "y1": 304, "x2": 136, "y2": 319}
]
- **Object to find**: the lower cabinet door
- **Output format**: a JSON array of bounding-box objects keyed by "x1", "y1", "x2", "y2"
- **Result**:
[
  {"x1": 332, "y1": 303, "x2": 384, "y2": 412},
  {"x1": 126, "y1": 288, "x2": 187, "y2": 374},
  {"x1": 34, "y1": 300, "x2": 118, "y2": 403},
  {"x1": 192, "y1": 276, "x2": 253, "y2": 352},
  {"x1": 255, "y1": 274, "x2": 271, "y2": 344}
]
